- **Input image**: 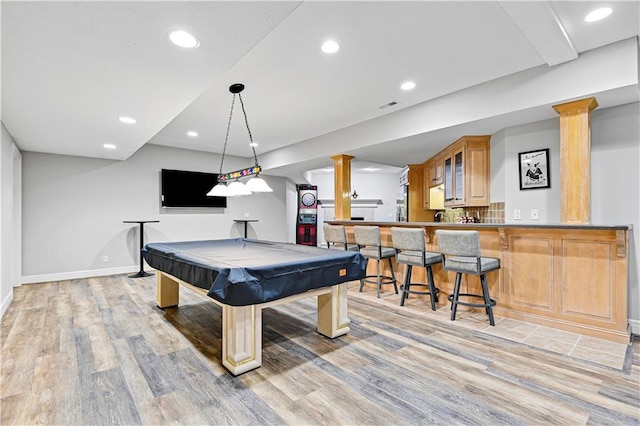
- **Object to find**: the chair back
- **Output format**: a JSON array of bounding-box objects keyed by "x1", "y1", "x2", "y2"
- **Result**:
[
  {"x1": 435, "y1": 230, "x2": 481, "y2": 257},
  {"x1": 323, "y1": 224, "x2": 356, "y2": 250},
  {"x1": 324, "y1": 224, "x2": 347, "y2": 245},
  {"x1": 391, "y1": 227, "x2": 425, "y2": 252},
  {"x1": 354, "y1": 226, "x2": 381, "y2": 247}
]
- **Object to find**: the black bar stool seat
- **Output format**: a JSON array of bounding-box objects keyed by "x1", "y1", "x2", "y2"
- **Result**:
[
  {"x1": 436, "y1": 230, "x2": 500, "y2": 326},
  {"x1": 354, "y1": 226, "x2": 397, "y2": 298},
  {"x1": 391, "y1": 227, "x2": 441, "y2": 311}
]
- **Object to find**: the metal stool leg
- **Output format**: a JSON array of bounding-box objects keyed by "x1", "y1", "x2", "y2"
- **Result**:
[
  {"x1": 376, "y1": 260, "x2": 382, "y2": 298},
  {"x1": 359, "y1": 255, "x2": 397, "y2": 298},
  {"x1": 426, "y1": 265, "x2": 437, "y2": 311},
  {"x1": 451, "y1": 272, "x2": 462, "y2": 321},
  {"x1": 481, "y1": 274, "x2": 495, "y2": 326},
  {"x1": 400, "y1": 264, "x2": 412, "y2": 306},
  {"x1": 388, "y1": 258, "x2": 398, "y2": 294}
]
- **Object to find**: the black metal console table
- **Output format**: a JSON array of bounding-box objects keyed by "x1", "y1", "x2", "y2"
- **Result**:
[
  {"x1": 234, "y1": 219, "x2": 259, "y2": 238},
  {"x1": 123, "y1": 220, "x2": 159, "y2": 278}
]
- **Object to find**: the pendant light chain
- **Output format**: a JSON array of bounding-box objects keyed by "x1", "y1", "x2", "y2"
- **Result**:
[
  {"x1": 219, "y1": 94, "x2": 237, "y2": 176},
  {"x1": 237, "y1": 93, "x2": 260, "y2": 168},
  {"x1": 207, "y1": 83, "x2": 273, "y2": 195}
]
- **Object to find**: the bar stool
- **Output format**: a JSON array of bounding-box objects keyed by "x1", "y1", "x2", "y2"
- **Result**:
[
  {"x1": 323, "y1": 224, "x2": 359, "y2": 251},
  {"x1": 353, "y1": 226, "x2": 398, "y2": 298},
  {"x1": 436, "y1": 230, "x2": 499, "y2": 326},
  {"x1": 391, "y1": 227, "x2": 441, "y2": 311}
]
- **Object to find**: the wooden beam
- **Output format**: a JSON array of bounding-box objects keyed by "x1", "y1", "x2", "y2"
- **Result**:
[
  {"x1": 552, "y1": 97, "x2": 598, "y2": 224},
  {"x1": 331, "y1": 154, "x2": 354, "y2": 220}
]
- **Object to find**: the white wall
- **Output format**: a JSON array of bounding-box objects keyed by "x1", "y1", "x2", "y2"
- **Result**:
[
  {"x1": 21, "y1": 144, "x2": 291, "y2": 282},
  {"x1": 591, "y1": 102, "x2": 639, "y2": 329},
  {"x1": 493, "y1": 102, "x2": 639, "y2": 327},
  {"x1": 309, "y1": 170, "x2": 402, "y2": 244},
  {"x1": 502, "y1": 118, "x2": 562, "y2": 223},
  {"x1": 1, "y1": 122, "x2": 22, "y2": 317},
  {"x1": 490, "y1": 128, "x2": 506, "y2": 202},
  {"x1": 285, "y1": 180, "x2": 299, "y2": 244}
]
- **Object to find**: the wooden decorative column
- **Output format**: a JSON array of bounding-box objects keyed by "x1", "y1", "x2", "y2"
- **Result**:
[
  {"x1": 552, "y1": 97, "x2": 598, "y2": 224},
  {"x1": 331, "y1": 154, "x2": 354, "y2": 220}
]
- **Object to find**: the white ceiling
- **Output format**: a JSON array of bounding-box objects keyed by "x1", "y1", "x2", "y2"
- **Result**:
[{"x1": 2, "y1": 1, "x2": 639, "y2": 178}]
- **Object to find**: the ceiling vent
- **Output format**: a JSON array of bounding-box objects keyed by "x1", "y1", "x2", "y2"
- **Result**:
[{"x1": 379, "y1": 101, "x2": 398, "y2": 109}]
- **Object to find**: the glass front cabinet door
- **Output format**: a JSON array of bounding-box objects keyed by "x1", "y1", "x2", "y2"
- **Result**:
[
  {"x1": 437, "y1": 135, "x2": 491, "y2": 209},
  {"x1": 453, "y1": 147, "x2": 464, "y2": 205},
  {"x1": 444, "y1": 147, "x2": 465, "y2": 207},
  {"x1": 444, "y1": 154, "x2": 453, "y2": 204}
]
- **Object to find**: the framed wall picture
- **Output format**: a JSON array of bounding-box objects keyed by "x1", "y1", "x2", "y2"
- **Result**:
[{"x1": 519, "y1": 148, "x2": 550, "y2": 190}]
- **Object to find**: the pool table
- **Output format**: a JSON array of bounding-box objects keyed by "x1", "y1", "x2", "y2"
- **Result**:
[{"x1": 142, "y1": 238, "x2": 366, "y2": 375}]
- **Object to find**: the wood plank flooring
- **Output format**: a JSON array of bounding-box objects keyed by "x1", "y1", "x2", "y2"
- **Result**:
[{"x1": 1, "y1": 274, "x2": 638, "y2": 425}]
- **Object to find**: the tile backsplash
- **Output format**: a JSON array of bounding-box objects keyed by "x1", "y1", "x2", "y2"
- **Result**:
[
  {"x1": 483, "y1": 202, "x2": 505, "y2": 224},
  {"x1": 440, "y1": 202, "x2": 504, "y2": 224}
]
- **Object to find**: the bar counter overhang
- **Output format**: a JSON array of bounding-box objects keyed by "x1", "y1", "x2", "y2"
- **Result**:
[{"x1": 327, "y1": 220, "x2": 631, "y2": 343}]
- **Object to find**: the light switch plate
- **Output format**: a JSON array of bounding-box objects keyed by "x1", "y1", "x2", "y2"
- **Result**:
[{"x1": 513, "y1": 209, "x2": 521, "y2": 220}]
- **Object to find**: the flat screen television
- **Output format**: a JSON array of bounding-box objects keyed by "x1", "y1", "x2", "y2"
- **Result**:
[{"x1": 161, "y1": 169, "x2": 227, "y2": 208}]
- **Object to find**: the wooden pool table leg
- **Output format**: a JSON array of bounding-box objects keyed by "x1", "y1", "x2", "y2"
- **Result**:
[
  {"x1": 222, "y1": 305, "x2": 262, "y2": 375},
  {"x1": 156, "y1": 271, "x2": 179, "y2": 308},
  {"x1": 317, "y1": 283, "x2": 351, "y2": 338}
]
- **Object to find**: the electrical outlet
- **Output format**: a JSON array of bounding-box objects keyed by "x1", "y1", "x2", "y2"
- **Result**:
[
  {"x1": 244, "y1": 212, "x2": 250, "y2": 218},
  {"x1": 102, "y1": 255, "x2": 109, "y2": 263},
  {"x1": 531, "y1": 209, "x2": 539, "y2": 220},
  {"x1": 513, "y1": 209, "x2": 521, "y2": 220}
]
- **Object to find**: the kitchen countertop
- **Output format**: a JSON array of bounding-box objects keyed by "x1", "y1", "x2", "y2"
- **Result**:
[{"x1": 326, "y1": 220, "x2": 631, "y2": 231}]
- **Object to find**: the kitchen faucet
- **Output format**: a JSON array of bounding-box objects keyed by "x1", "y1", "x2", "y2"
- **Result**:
[{"x1": 434, "y1": 211, "x2": 444, "y2": 222}]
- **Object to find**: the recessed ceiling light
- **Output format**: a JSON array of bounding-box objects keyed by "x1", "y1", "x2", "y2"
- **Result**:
[
  {"x1": 321, "y1": 40, "x2": 340, "y2": 54},
  {"x1": 187, "y1": 131, "x2": 198, "y2": 137},
  {"x1": 401, "y1": 81, "x2": 416, "y2": 91},
  {"x1": 103, "y1": 143, "x2": 117, "y2": 150},
  {"x1": 363, "y1": 167, "x2": 379, "y2": 172},
  {"x1": 249, "y1": 142, "x2": 258, "y2": 147},
  {"x1": 119, "y1": 116, "x2": 136, "y2": 124},
  {"x1": 169, "y1": 30, "x2": 200, "y2": 48},
  {"x1": 585, "y1": 7, "x2": 612, "y2": 22}
]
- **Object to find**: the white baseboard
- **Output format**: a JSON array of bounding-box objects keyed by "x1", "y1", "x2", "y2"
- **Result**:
[
  {"x1": 629, "y1": 319, "x2": 640, "y2": 336},
  {"x1": 1, "y1": 290, "x2": 13, "y2": 319},
  {"x1": 21, "y1": 265, "x2": 152, "y2": 284}
]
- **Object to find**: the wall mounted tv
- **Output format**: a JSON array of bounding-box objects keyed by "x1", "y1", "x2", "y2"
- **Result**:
[{"x1": 161, "y1": 169, "x2": 227, "y2": 208}]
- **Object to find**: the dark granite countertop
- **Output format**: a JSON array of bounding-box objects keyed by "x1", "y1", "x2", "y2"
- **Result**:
[{"x1": 326, "y1": 220, "x2": 631, "y2": 231}]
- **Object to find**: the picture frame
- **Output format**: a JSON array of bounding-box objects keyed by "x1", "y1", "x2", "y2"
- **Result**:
[{"x1": 519, "y1": 148, "x2": 550, "y2": 190}]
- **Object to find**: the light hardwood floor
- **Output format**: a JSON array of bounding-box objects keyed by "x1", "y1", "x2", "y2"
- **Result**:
[{"x1": 1, "y1": 274, "x2": 638, "y2": 425}]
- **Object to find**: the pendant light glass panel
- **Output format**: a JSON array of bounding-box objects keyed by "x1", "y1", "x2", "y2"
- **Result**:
[{"x1": 246, "y1": 176, "x2": 273, "y2": 192}]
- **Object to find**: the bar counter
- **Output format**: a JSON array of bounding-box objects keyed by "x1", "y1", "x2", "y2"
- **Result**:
[{"x1": 327, "y1": 220, "x2": 631, "y2": 343}]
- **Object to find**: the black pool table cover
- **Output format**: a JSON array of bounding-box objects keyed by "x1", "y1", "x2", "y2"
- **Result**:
[{"x1": 142, "y1": 238, "x2": 367, "y2": 306}]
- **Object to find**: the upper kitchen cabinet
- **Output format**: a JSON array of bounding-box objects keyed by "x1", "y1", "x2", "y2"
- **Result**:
[
  {"x1": 425, "y1": 155, "x2": 444, "y2": 187},
  {"x1": 423, "y1": 154, "x2": 444, "y2": 210},
  {"x1": 443, "y1": 136, "x2": 490, "y2": 207},
  {"x1": 422, "y1": 158, "x2": 438, "y2": 209}
]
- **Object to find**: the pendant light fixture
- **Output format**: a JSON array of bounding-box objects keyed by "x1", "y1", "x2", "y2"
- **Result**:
[{"x1": 207, "y1": 83, "x2": 273, "y2": 197}]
